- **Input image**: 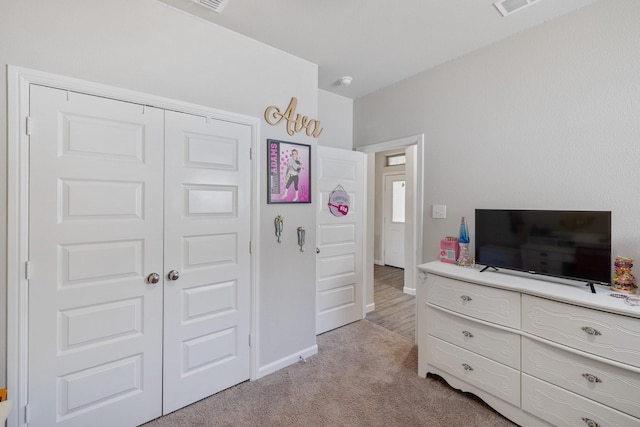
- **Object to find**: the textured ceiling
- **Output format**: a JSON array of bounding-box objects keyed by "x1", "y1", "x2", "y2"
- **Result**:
[{"x1": 158, "y1": 0, "x2": 600, "y2": 99}]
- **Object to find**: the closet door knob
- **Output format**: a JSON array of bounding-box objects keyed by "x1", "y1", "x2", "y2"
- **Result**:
[
  {"x1": 167, "y1": 270, "x2": 180, "y2": 281},
  {"x1": 147, "y1": 273, "x2": 160, "y2": 284}
]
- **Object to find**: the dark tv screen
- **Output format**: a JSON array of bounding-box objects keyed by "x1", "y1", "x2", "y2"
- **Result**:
[{"x1": 475, "y1": 209, "x2": 612, "y2": 285}]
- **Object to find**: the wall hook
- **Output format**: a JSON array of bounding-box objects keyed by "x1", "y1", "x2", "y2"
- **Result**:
[
  {"x1": 274, "y1": 215, "x2": 284, "y2": 243},
  {"x1": 297, "y1": 226, "x2": 305, "y2": 252}
]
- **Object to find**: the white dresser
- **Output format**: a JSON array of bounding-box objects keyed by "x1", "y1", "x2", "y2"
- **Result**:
[{"x1": 418, "y1": 261, "x2": 640, "y2": 427}]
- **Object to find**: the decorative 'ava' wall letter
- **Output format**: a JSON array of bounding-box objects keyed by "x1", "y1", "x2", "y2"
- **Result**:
[{"x1": 264, "y1": 97, "x2": 323, "y2": 138}]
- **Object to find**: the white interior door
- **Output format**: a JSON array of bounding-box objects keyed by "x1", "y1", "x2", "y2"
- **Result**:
[
  {"x1": 162, "y1": 110, "x2": 251, "y2": 413},
  {"x1": 383, "y1": 174, "x2": 406, "y2": 269},
  {"x1": 316, "y1": 146, "x2": 365, "y2": 334},
  {"x1": 28, "y1": 85, "x2": 164, "y2": 426},
  {"x1": 26, "y1": 85, "x2": 252, "y2": 425}
]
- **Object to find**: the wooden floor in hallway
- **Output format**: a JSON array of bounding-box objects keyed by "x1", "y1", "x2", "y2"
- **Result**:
[{"x1": 365, "y1": 264, "x2": 415, "y2": 341}]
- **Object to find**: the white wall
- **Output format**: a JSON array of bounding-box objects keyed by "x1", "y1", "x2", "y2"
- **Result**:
[
  {"x1": 354, "y1": 0, "x2": 640, "y2": 273},
  {"x1": 0, "y1": 0, "x2": 320, "y2": 388},
  {"x1": 317, "y1": 89, "x2": 353, "y2": 150}
]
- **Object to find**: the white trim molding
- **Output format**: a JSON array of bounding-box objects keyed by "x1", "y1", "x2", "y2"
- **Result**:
[
  {"x1": 355, "y1": 134, "x2": 423, "y2": 154},
  {"x1": 356, "y1": 134, "x2": 425, "y2": 292},
  {"x1": 256, "y1": 345, "x2": 318, "y2": 378}
]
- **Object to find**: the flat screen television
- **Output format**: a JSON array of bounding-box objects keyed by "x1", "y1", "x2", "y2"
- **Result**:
[{"x1": 475, "y1": 209, "x2": 612, "y2": 285}]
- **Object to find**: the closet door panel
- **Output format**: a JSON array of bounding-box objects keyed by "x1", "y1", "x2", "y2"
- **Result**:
[
  {"x1": 27, "y1": 85, "x2": 164, "y2": 427},
  {"x1": 162, "y1": 110, "x2": 252, "y2": 414}
]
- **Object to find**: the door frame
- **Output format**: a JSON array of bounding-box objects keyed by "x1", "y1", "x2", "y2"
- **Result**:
[
  {"x1": 6, "y1": 66, "x2": 260, "y2": 427},
  {"x1": 356, "y1": 134, "x2": 424, "y2": 312},
  {"x1": 382, "y1": 172, "x2": 406, "y2": 268}
]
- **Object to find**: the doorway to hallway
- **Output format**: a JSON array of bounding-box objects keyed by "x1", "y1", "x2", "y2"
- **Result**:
[{"x1": 365, "y1": 265, "x2": 415, "y2": 341}]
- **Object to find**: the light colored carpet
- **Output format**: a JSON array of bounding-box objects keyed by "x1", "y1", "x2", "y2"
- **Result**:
[{"x1": 142, "y1": 320, "x2": 516, "y2": 426}]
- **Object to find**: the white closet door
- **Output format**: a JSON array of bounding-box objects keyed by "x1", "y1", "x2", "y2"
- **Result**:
[
  {"x1": 28, "y1": 85, "x2": 164, "y2": 426},
  {"x1": 162, "y1": 110, "x2": 252, "y2": 413}
]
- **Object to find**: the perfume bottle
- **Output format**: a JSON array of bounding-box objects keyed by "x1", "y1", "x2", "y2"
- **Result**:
[{"x1": 457, "y1": 216, "x2": 471, "y2": 266}]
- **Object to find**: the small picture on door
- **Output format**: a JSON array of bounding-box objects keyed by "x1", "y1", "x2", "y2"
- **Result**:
[{"x1": 267, "y1": 139, "x2": 311, "y2": 204}]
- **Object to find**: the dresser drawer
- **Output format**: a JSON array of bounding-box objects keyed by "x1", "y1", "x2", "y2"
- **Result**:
[
  {"x1": 522, "y1": 374, "x2": 640, "y2": 427},
  {"x1": 522, "y1": 295, "x2": 640, "y2": 367},
  {"x1": 523, "y1": 337, "x2": 640, "y2": 418},
  {"x1": 427, "y1": 307, "x2": 520, "y2": 369},
  {"x1": 426, "y1": 274, "x2": 520, "y2": 328},
  {"x1": 426, "y1": 335, "x2": 520, "y2": 407}
]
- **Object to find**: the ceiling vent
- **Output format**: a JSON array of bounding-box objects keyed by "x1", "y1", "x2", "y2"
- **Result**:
[
  {"x1": 494, "y1": 0, "x2": 540, "y2": 16},
  {"x1": 192, "y1": 0, "x2": 230, "y2": 13}
]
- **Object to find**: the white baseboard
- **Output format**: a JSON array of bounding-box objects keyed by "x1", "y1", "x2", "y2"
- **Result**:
[
  {"x1": 403, "y1": 287, "x2": 416, "y2": 296},
  {"x1": 374, "y1": 259, "x2": 384, "y2": 266},
  {"x1": 365, "y1": 303, "x2": 375, "y2": 313},
  {"x1": 256, "y1": 344, "x2": 318, "y2": 379}
]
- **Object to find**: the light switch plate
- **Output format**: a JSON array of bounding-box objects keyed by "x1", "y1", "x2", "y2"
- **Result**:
[{"x1": 432, "y1": 204, "x2": 446, "y2": 219}]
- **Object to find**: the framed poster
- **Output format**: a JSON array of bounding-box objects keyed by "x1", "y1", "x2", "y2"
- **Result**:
[{"x1": 267, "y1": 139, "x2": 311, "y2": 204}]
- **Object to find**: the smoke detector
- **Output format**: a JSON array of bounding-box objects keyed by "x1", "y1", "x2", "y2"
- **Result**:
[
  {"x1": 192, "y1": 0, "x2": 230, "y2": 13},
  {"x1": 338, "y1": 76, "x2": 353, "y2": 87},
  {"x1": 494, "y1": 0, "x2": 540, "y2": 17}
]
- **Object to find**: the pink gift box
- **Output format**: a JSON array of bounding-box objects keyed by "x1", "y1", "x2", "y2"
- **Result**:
[{"x1": 440, "y1": 237, "x2": 459, "y2": 263}]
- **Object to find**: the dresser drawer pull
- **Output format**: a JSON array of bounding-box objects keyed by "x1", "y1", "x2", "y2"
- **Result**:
[
  {"x1": 461, "y1": 330, "x2": 474, "y2": 338},
  {"x1": 460, "y1": 295, "x2": 472, "y2": 302},
  {"x1": 581, "y1": 417, "x2": 600, "y2": 427},
  {"x1": 462, "y1": 363, "x2": 473, "y2": 372},
  {"x1": 581, "y1": 373, "x2": 602, "y2": 383},
  {"x1": 581, "y1": 326, "x2": 602, "y2": 336}
]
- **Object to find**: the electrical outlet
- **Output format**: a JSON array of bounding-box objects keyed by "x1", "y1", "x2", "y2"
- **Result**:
[{"x1": 432, "y1": 204, "x2": 446, "y2": 219}]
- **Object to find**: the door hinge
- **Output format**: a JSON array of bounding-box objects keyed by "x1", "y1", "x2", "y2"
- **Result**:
[
  {"x1": 26, "y1": 116, "x2": 34, "y2": 136},
  {"x1": 249, "y1": 241, "x2": 252, "y2": 254},
  {"x1": 249, "y1": 334, "x2": 253, "y2": 347},
  {"x1": 249, "y1": 147, "x2": 253, "y2": 160},
  {"x1": 25, "y1": 261, "x2": 32, "y2": 280},
  {"x1": 25, "y1": 403, "x2": 31, "y2": 423}
]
